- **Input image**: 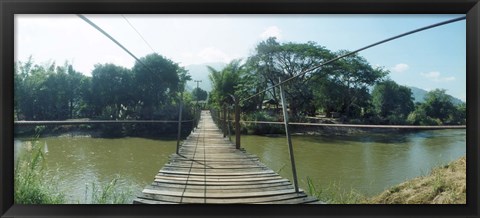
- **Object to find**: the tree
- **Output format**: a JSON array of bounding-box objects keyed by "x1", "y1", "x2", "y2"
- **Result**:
[
  {"x1": 371, "y1": 80, "x2": 414, "y2": 124},
  {"x1": 132, "y1": 53, "x2": 182, "y2": 119},
  {"x1": 245, "y1": 38, "x2": 335, "y2": 116},
  {"x1": 422, "y1": 89, "x2": 457, "y2": 124},
  {"x1": 192, "y1": 87, "x2": 208, "y2": 101},
  {"x1": 407, "y1": 89, "x2": 463, "y2": 125},
  {"x1": 312, "y1": 51, "x2": 387, "y2": 118},
  {"x1": 15, "y1": 59, "x2": 51, "y2": 120},
  {"x1": 208, "y1": 59, "x2": 244, "y2": 109},
  {"x1": 91, "y1": 63, "x2": 133, "y2": 119}
]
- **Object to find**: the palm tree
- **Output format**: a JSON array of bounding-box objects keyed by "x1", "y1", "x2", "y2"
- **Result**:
[{"x1": 207, "y1": 59, "x2": 244, "y2": 108}]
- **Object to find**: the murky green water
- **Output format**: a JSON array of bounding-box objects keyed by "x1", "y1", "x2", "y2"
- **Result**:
[
  {"x1": 240, "y1": 129, "x2": 466, "y2": 196},
  {"x1": 15, "y1": 129, "x2": 465, "y2": 203},
  {"x1": 14, "y1": 136, "x2": 177, "y2": 203}
]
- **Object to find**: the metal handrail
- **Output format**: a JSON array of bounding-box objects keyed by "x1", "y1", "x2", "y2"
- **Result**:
[
  {"x1": 227, "y1": 120, "x2": 466, "y2": 129},
  {"x1": 14, "y1": 120, "x2": 195, "y2": 126}
]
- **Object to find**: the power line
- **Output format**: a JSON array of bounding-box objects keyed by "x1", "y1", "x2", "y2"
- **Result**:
[
  {"x1": 240, "y1": 15, "x2": 466, "y2": 104},
  {"x1": 121, "y1": 14, "x2": 157, "y2": 54},
  {"x1": 76, "y1": 14, "x2": 153, "y2": 73}
]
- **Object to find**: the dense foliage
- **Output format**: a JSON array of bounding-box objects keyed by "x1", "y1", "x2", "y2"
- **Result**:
[
  {"x1": 15, "y1": 54, "x2": 194, "y2": 137},
  {"x1": 192, "y1": 87, "x2": 208, "y2": 101},
  {"x1": 207, "y1": 37, "x2": 465, "y2": 131}
]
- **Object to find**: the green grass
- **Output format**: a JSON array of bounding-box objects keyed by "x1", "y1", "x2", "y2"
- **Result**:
[
  {"x1": 86, "y1": 176, "x2": 132, "y2": 204},
  {"x1": 14, "y1": 141, "x2": 65, "y2": 204},
  {"x1": 306, "y1": 177, "x2": 366, "y2": 204}
]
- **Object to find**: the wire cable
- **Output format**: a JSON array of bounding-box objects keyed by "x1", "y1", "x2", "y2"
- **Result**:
[
  {"x1": 121, "y1": 14, "x2": 157, "y2": 54},
  {"x1": 77, "y1": 14, "x2": 154, "y2": 73}
]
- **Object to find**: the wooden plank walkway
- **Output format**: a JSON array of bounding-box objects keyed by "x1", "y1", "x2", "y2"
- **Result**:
[{"x1": 133, "y1": 110, "x2": 320, "y2": 204}]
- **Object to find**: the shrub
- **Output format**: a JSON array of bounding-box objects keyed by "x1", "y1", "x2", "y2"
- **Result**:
[{"x1": 243, "y1": 111, "x2": 285, "y2": 135}]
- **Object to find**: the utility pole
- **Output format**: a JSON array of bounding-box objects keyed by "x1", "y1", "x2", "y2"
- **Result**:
[{"x1": 194, "y1": 80, "x2": 202, "y2": 128}]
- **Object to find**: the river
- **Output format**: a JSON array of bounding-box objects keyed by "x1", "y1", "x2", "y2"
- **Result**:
[{"x1": 14, "y1": 129, "x2": 465, "y2": 203}]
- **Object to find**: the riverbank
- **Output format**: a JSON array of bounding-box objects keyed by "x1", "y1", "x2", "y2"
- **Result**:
[
  {"x1": 307, "y1": 156, "x2": 466, "y2": 204},
  {"x1": 366, "y1": 156, "x2": 466, "y2": 204}
]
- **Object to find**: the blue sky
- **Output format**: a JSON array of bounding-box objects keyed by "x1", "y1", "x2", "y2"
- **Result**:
[{"x1": 15, "y1": 14, "x2": 466, "y2": 101}]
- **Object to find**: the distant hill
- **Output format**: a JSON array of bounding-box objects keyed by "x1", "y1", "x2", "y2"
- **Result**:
[
  {"x1": 408, "y1": 86, "x2": 464, "y2": 106},
  {"x1": 184, "y1": 62, "x2": 226, "y2": 92}
]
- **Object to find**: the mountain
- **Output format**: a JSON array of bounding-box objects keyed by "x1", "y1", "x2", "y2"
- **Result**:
[
  {"x1": 408, "y1": 86, "x2": 464, "y2": 106},
  {"x1": 184, "y1": 62, "x2": 226, "y2": 92}
]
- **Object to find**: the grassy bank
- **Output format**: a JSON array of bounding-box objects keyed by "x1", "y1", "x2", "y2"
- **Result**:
[
  {"x1": 307, "y1": 156, "x2": 466, "y2": 204},
  {"x1": 367, "y1": 156, "x2": 466, "y2": 204},
  {"x1": 15, "y1": 140, "x2": 133, "y2": 204}
]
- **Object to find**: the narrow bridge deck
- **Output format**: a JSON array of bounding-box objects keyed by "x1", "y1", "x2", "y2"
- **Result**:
[{"x1": 134, "y1": 110, "x2": 319, "y2": 204}]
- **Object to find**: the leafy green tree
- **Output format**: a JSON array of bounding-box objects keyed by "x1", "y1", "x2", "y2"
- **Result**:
[
  {"x1": 422, "y1": 89, "x2": 457, "y2": 124},
  {"x1": 312, "y1": 51, "x2": 387, "y2": 118},
  {"x1": 407, "y1": 89, "x2": 464, "y2": 125},
  {"x1": 371, "y1": 80, "x2": 414, "y2": 124},
  {"x1": 192, "y1": 87, "x2": 208, "y2": 101},
  {"x1": 132, "y1": 53, "x2": 182, "y2": 119},
  {"x1": 15, "y1": 60, "x2": 53, "y2": 120},
  {"x1": 91, "y1": 63, "x2": 134, "y2": 119},
  {"x1": 245, "y1": 37, "x2": 335, "y2": 116}
]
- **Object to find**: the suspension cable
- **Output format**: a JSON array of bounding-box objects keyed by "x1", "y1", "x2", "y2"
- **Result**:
[
  {"x1": 240, "y1": 15, "x2": 466, "y2": 104},
  {"x1": 77, "y1": 14, "x2": 153, "y2": 73},
  {"x1": 121, "y1": 14, "x2": 157, "y2": 54}
]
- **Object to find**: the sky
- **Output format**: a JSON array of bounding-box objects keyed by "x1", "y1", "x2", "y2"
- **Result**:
[{"x1": 15, "y1": 14, "x2": 466, "y2": 101}]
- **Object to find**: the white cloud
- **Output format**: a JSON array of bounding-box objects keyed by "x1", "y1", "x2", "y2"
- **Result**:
[
  {"x1": 260, "y1": 26, "x2": 282, "y2": 40},
  {"x1": 197, "y1": 47, "x2": 232, "y2": 63},
  {"x1": 390, "y1": 63, "x2": 409, "y2": 73},
  {"x1": 420, "y1": 71, "x2": 456, "y2": 82}
]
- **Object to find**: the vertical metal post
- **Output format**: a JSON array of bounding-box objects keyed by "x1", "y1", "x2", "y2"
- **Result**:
[
  {"x1": 234, "y1": 96, "x2": 241, "y2": 149},
  {"x1": 194, "y1": 80, "x2": 202, "y2": 129},
  {"x1": 227, "y1": 106, "x2": 232, "y2": 142},
  {"x1": 278, "y1": 77, "x2": 299, "y2": 193},
  {"x1": 176, "y1": 91, "x2": 183, "y2": 155},
  {"x1": 223, "y1": 104, "x2": 227, "y2": 138}
]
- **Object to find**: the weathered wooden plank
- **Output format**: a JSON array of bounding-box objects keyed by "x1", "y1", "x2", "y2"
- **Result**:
[
  {"x1": 150, "y1": 182, "x2": 293, "y2": 190},
  {"x1": 143, "y1": 188, "x2": 302, "y2": 198},
  {"x1": 159, "y1": 169, "x2": 275, "y2": 176},
  {"x1": 138, "y1": 192, "x2": 311, "y2": 204},
  {"x1": 154, "y1": 175, "x2": 283, "y2": 182},
  {"x1": 153, "y1": 178, "x2": 290, "y2": 186},
  {"x1": 146, "y1": 184, "x2": 296, "y2": 193}
]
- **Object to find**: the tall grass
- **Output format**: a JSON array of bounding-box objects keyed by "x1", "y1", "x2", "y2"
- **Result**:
[
  {"x1": 85, "y1": 176, "x2": 132, "y2": 204},
  {"x1": 306, "y1": 177, "x2": 366, "y2": 204},
  {"x1": 14, "y1": 140, "x2": 65, "y2": 204}
]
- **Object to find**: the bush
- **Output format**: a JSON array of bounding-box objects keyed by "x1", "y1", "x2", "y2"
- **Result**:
[
  {"x1": 243, "y1": 111, "x2": 285, "y2": 135},
  {"x1": 407, "y1": 109, "x2": 441, "y2": 126}
]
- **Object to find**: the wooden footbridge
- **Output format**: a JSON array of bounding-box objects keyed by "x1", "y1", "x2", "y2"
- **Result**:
[{"x1": 133, "y1": 110, "x2": 320, "y2": 204}]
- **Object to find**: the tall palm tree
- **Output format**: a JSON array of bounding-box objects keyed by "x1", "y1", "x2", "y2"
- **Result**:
[{"x1": 207, "y1": 59, "x2": 244, "y2": 108}]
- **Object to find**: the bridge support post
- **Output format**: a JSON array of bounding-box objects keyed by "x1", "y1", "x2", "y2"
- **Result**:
[
  {"x1": 227, "y1": 106, "x2": 232, "y2": 142},
  {"x1": 176, "y1": 92, "x2": 183, "y2": 155},
  {"x1": 234, "y1": 96, "x2": 241, "y2": 149},
  {"x1": 279, "y1": 78, "x2": 299, "y2": 193},
  {"x1": 223, "y1": 104, "x2": 227, "y2": 138}
]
